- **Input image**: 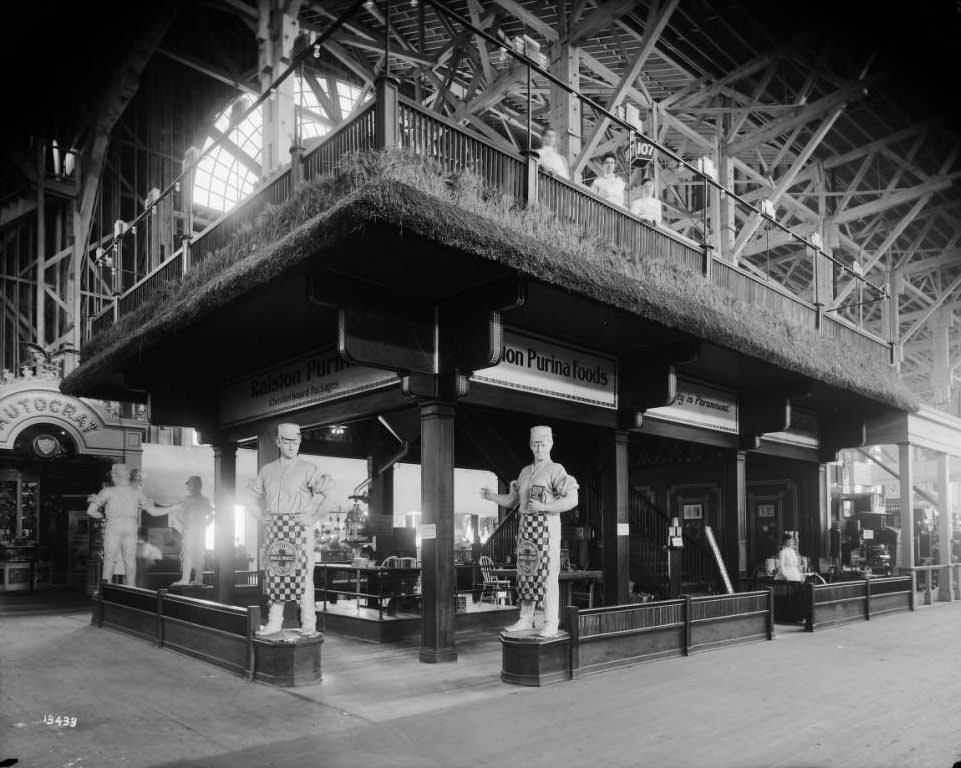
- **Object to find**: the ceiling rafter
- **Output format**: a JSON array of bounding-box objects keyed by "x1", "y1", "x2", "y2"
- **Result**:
[{"x1": 572, "y1": 0, "x2": 679, "y2": 174}]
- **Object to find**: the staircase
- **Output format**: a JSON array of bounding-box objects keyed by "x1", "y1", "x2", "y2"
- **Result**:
[{"x1": 629, "y1": 490, "x2": 720, "y2": 597}]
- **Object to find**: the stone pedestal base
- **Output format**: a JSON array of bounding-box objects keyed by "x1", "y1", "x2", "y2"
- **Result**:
[
  {"x1": 253, "y1": 630, "x2": 323, "y2": 686},
  {"x1": 167, "y1": 584, "x2": 215, "y2": 600},
  {"x1": 500, "y1": 629, "x2": 570, "y2": 686}
]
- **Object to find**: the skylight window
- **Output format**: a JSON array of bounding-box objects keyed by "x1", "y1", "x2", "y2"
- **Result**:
[{"x1": 192, "y1": 75, "x2": 369, "y2": 213}]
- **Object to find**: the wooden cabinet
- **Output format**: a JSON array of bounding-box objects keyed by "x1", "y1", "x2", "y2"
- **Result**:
[{"x1": 0, "y1": 475, "x2": 39, "y2": 544}]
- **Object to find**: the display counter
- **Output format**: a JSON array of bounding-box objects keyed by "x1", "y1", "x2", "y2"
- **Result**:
[
  {"x1": 316, "y1": 563, "x2": 422, "y2": 619},
  {"x1": 0, "y1": 554, "x2": 52, "y2": 592}
]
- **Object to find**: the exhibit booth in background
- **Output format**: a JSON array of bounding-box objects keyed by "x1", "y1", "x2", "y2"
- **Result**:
[{"x1": 0, "y1": 371, "x2": 146, "y2": 592}]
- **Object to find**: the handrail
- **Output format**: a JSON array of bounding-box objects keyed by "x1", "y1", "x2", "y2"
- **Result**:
[
  {"x1": 628, "y1": 490, "x2": 719, "y2": 593},
  {"x1": 86, "y1": 86, "x2": 893, "y2": 368},
  {"x1": 417, "y1": 0, "x2": 887, "y2": 299}
]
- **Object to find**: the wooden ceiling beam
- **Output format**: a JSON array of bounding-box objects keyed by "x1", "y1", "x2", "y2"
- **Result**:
[
  {"x1": 572, "y1": 0, "x2": 679, "y2": 175},
  {"x1": 320, "y1": 40, "x2": 376, "y2": 86},
  {"x1": 490, "y1": 0, "x2": 558, "y2": 41},
  {"x1": 901, "y1": 272, "x2": 961, "y2": 345},
  {"x1": 566, "y1": 0, "x2": 638, "y2": 46},
  {"x1": 832, "y1": 173, "x2": 959, "y2": 226},
  {"x1": 726, "y1": 78, "x2": 871, "y2": 155}
]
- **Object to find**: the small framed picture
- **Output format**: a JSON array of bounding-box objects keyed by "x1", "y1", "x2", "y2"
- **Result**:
[
  {"x1": 757, "y1": 503, "x2": 776, "y2": 518},
  {"x1": 682, "y1": 503, "x2": 703, "y2": 520}
]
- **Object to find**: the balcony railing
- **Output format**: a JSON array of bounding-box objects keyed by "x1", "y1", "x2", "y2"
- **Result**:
[{"x1": 87, "y1": 85, "x2": 893, "y2": 367}]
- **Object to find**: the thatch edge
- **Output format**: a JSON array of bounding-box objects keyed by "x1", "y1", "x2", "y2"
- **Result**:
[{"x1": 63, "y1": 176, "x2": 918, "y2": 413}]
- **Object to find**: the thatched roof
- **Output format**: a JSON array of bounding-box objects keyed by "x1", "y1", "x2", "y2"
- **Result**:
[{"x1": 64, "y1": 151, "x2": 918, "y2": 412}]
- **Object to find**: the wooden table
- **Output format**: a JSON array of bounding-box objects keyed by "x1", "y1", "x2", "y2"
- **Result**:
[{"x1": 493, "y1": 568, "x2": 603, "y2": 609}]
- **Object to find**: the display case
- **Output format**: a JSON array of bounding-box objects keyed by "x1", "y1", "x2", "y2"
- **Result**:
[
  {"x1": 0, "y1": 476, "x2": 38, "y2": 544},
  {"x1": 0, "y1": 475, "x2": 43, "y2": 592}
]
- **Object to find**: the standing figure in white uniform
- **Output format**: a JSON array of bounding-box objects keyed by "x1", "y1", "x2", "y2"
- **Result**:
[
  {"x1": 589, "y1": 154, "x2": 626, "y2": 207},
  {"x1": 629, "y1": 176, "x2": 663, "y2": 226},
  {"x1": 774, "y1": 533, "x2": 803, "y2": 582},
  {"x1": 248, "y1": 423, "x2": 332, "y2": 637},
  {"x1": 537, "y1": 127, "x2": 570, "y2": 179},
  {"x1": 169, "y1": 476, "x2": 212, "y2": 586},
  {"x1": 481, "y1": 426, "x2": 578, "y2": 638},
  {"x1": 87, "y1": 463, "x2": 165, "y2": 586}
]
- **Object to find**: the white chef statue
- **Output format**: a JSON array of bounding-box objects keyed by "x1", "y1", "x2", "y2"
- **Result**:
[
  {"x1": 87, "y1": 463, "x2": 166, "y2": 587},
  {"x1": 247, "y1": 423, "x2": 332, "y2": 637},
  {"x1": 481, "y1": 425, "x2": 579, "y2": 638}
]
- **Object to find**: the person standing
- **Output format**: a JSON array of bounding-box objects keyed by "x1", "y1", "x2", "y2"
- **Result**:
[
  {"x1": 86, "y1": 463, "x2": 166, "y2": 587},
  {"x1": 481, "y1": 425, "x2": 579, "y2": 638},
  {"x1": 169, "y1": 476, "x2": 212, "y2": 586},
  {"x1": 629, "y1": 176, "x2": 663, "y2": 226},
  {"x1": 537, "y1": 127, "x2": 570, "y2": 179},
  {"x1": 247, "y1": 423, "x2": 332, "y2": 637},
  {"x1": 774, "y1": 533, "x2": 803, "y2": 582},
  {"x1": 589, "y1": 154, "x2": 626, "y2": 207}
]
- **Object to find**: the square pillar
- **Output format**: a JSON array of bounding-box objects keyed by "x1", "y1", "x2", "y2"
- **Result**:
[
  {"x1": 419, "y1": 401, "x2": 457, "y2": 663},
  {"x1": 937, "y1": 452, "x2": 953, "y2": 602},
  {"x1": 723, "y1": 450, "x2": 748, "y2": 584},
  {"x1": 213, "y1": 442, "x2": 238, "y2": 604},
  {"x1": 601, "y1": 431, "x2": 630, "y2": 606},
  {"x1": 898, "y1": 443, "x2": 916, "y2": 571}
]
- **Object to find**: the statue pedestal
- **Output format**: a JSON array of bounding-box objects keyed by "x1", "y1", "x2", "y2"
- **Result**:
[
  {"x1": 253, "y1": 630, "x2": 323, "y2": 686},
  {"x1": 167, "y1": 584, "x2": 215, "y2": 599},
  {"x1": 500, "y1": 629, "x2": 570, "y2": 686}
]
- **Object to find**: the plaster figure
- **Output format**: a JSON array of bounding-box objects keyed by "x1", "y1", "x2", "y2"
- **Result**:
[
  {"x1": 248, "y1": 423, "x2": 332, "y2": 637},
  {"x1": 169, "y1": 476, "x2": 213, "y2": 586},
  {"x1": 86, "y1": 463, "x2": 165, "y2": 586},
  {"x1": 481, "y1": 425, "x2": 579, "y2": 638}
]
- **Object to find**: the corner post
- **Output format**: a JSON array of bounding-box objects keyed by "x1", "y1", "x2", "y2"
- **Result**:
[
  {"x1": 419, "y1": 400, "x2": 457, "y2": 663},
  {"x1": 213, "y1": 441, "x2": 238, "y2": 605},
  {"x1": 375, "y1": 75, "x2": 400, "y2": 150},
  {"x1": 523, "y1": 150, "x2": 540, "y2": 208}
]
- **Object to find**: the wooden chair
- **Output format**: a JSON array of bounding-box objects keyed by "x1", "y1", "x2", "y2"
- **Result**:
[{"x1": 479, "y1": 555, "x2": 512, "y2": 606}]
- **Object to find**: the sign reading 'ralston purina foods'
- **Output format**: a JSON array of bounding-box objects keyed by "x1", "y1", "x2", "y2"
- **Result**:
[
  {"x1": 220, "y1": 347, "x2": 398, "y2": 426},
  {"x1": 471, "y1": 330, "x2": 617, "y2": 409}
]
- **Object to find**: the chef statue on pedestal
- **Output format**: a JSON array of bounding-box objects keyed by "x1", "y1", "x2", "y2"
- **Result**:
[
  {"x1": 248, "y1": 423, "x2": 332, "y2": 637},
  {"x1": 87, "y1": 463, "x2": 166, "y2": 588},
  {"x1": 481, "y1": 425, "x2": 579, "y2": 638}
]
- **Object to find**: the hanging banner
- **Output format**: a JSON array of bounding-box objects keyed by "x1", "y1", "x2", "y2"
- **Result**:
[
  {"x1": 220, "y1": 347, "x2": 398, "y2": 426},
  {"x1": 470, "y1": 329, "x2": 617, "y2": 409},
  {"x1": 644, "y1": 378, "x2": 738, "y2": 433}
]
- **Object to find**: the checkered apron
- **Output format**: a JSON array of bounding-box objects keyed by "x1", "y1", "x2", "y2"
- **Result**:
[
  {"x1": 262, "y1": 515, "x2": 308, "y2": 602},
  {"x1": 516, "y1": 511, "x2": 550, "y2": 608}
]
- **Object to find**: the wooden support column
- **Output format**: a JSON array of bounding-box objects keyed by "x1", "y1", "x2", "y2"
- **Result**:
[
  {"x1": 936, "y1": 451, "x2": 953, "y2": 602},
  {"x1": 258, "y1": 0, "x2": 300, "y2": 175},
  {"x1": 723, "y1": 450, "x2": 748, "y2": 582},
  {"x1": 549, "y1": 42, "x2": 581, "y2": 182},
  {"x1": 600, "y1": 430, "x2": 630, "y2": 606},
  {"x1": 375, "y1": 75, "x2": 400, "y2": 149},
  {"x1": 898, "y1": 443, "x2": 916, "y2": 571},
  {"x1": 36, "y1": 144, "x2": 46, "y2": 348},
  {"x1": 419, "y1": 400, "x2": 457, "y2": 663},
  {"x1": 213, "y1": 441, "x2": 238, "y2": 604}
]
